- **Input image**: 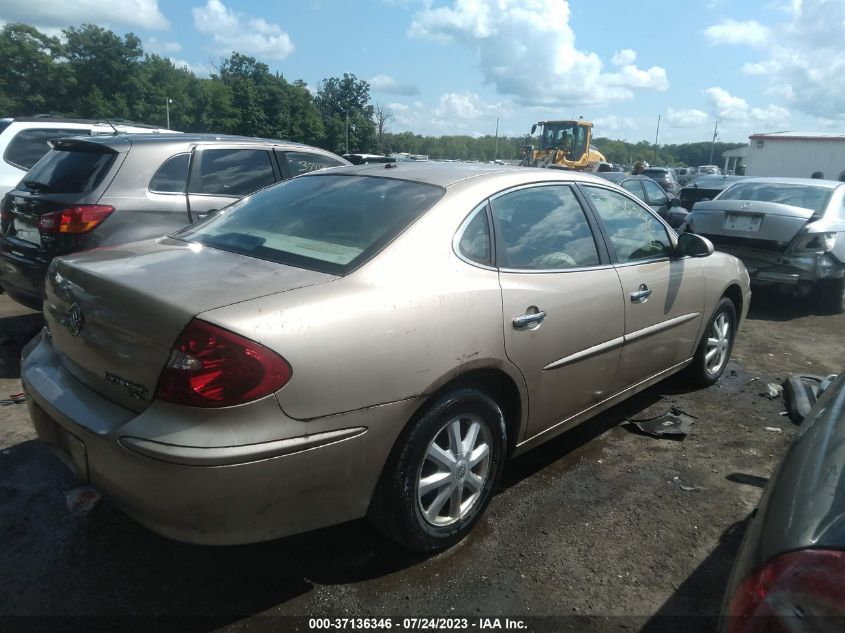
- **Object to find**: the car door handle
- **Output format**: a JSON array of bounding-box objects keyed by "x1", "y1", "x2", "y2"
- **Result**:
[
  {"x1": 630, "y1": 284, "x2": 652, "y2": 304},
  {"x1": 513, "y1": 311, "x2": 547, "y2": 329}
]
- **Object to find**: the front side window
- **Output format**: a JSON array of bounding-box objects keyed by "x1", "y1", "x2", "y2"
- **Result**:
[
  {"x1": 284, "y1": 151, "x2": 345, "y2": 177},
  {"x1": 491, "y1": 185, "x2": 599, "y2": 270},
  {"x1": 620, "y1": 179, "x2": 644, "y2": 199},
  {"x1": 174, "y1": 174, "x2": 444, "y2": 275},
  {"x1": 4, "y1": 128, "x2": 89, "y2": 170},
  {"x1": 581, "y1": 185, "x2": 672, "y2": 263},
  {"x1": 642, "y1": 179, "x2": 669, "y2": 205},
  {"x1": 191, "y1": 149, "x2": 275, "y2": 197},
  {"x1": 149, "y1": 153, "x2": 189, "y2": 193}
]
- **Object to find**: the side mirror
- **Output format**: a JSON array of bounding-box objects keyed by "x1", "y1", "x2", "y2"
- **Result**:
[
  {"x1": 531, "y1": 124, "x2": 537, "y2": 135},
  {"x1": 676, "y1": 232, "x2": 714, "y2": 258},
  {"x1": 669, "y1": 198, "x2": 683, "y2": 208}
]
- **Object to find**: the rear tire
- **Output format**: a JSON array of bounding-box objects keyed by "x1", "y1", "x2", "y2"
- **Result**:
[
  {"x1": 686, "y1": 297, "x2": 737, "y2": 388},
  {"x1": 368, "y1": 388, "x2": 507, "y2": 553},
  {"x1": 816, "y1": 278, "x2": 845, "y2": 315}
]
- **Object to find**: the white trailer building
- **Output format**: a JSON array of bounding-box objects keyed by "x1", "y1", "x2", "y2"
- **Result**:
[{"x1": 745, "y1": 132, "x2": 845, "y2": 180}]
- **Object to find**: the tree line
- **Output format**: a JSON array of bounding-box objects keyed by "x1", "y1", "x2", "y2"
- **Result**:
[{"x1": 0, "y1": 23, "x2": 744, "y2": 165}]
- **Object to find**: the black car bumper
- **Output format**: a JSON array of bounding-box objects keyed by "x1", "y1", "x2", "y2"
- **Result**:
[{"x1": 0, "y1": 248, "x2": 48, "y2": 310}]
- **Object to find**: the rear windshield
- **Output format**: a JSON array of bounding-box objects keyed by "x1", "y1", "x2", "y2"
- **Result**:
[
  {"x1": 643, "y1": 169, "x2": 668, "y2": 178},
  {"x1": 717, "y1": 182, "x2": 832, "y2": 214},
  {"x1": 21, "y1": 145, "x2": 117, "y2": 194},
  {"x1": 173, "y1": 174, "x2": 445, "y2": 275}
]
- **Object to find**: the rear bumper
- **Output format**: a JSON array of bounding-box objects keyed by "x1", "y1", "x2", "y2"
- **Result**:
[
  {"x1": 716, "y1": 247, "x2": 843, "y2": 287},
  {"x1": 0, "y1": 247, "x2": 48, "y2": 310},
  {"x1": 22, "y1": 330, "x2": 418, "y2": 545}
]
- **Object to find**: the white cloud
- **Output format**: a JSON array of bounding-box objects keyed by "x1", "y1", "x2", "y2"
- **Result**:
[
  {"x1": 386, "y1": 94, "x2": 508, "y2": 136},
  {"x1": 592, "y1": 115, "x2": 637, "y2": 134},
  {"x1": 146, "y1": 36, "x2": 181, "y2": 54},
  {"x1": 666, "y1": 108, "x2": 709, "y2": 128},
  {"x1": 169, "y1": 58, "x2": 211, "y2": 76},
  {"x1": 611, "y1": 49, "x2": 636, "y2": 66},
  {"x1": 705, "y1": 87, "x2": 790, "y2": 128},
  {"x1": 704, "y1": 19, "x2": 769, "y2": 45},
  {"x1": 192, "y1": 0, "x2": 294, "y2": 61},
  {"x1": 705, "y1": 0, "x2": 845, "y2": 121},
  {"x1": 0, "y1": 0, "x2": 168, "y2": 29},
  {"x1": 369, "y1": 74, "x2": 420, "y2": 96},
  {"x1": 434, "y1": 92, "x2": 501, "y2": 120},
  {"x1": 409, "y1": 0, "x2": 668, "y2": 107}
]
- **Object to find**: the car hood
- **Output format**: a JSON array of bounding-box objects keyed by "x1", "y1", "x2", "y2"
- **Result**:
[{"x1": 43, "y1": 237, "x2": 336, "y2": 412}]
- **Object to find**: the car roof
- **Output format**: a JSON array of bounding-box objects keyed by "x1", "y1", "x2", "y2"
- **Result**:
[
  {"x1": 51, "y1": 132, "x2": 327, "y2": 151},
  {"x1": 2, "y1": 116, "x2": 161, "y2": 128},
  {"x1": 300, "y1": 162, "x2": 614, "y2": 189}
]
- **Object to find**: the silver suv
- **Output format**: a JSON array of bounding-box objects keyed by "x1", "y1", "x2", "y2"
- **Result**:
[{"x1": 0, "y1": 133, "x2": 348, "y2": 309}]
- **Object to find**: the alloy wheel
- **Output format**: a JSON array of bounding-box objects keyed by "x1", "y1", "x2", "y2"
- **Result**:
[
  {"x1": 705, "y1": 312, "x2": 731, "y2": 375},
  {"x1": 416, "y1": 414, "x2": 492, "y2": 527}
]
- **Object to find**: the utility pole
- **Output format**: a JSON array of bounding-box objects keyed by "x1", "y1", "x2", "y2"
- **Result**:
[
  {"x1": 345, "y1": 112, "x2": 350, "y2": 154},
  {"x1": 165, "y1": 97, "x2": 172, "y2": 129},
  {"x1": 494, "y1": 117, "x2": 499, "y2": 161},
  {"x1": 652, "y1": 114, "x2": 661, "y2": 164},
  {"x1": 708, "y1": 120, "x2": 720, "y2": 165}
]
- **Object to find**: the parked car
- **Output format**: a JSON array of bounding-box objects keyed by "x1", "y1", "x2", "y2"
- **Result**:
[
  {"x1": 342, "y1": 153, "x2": 397, "y2": 165},
  {"x1": 685, "y1": 178, "x2": 845, "y2": 313},
  {"x1": 697, "y1": 165, "x2": 722, "y2": 176},
  {"x1": 679, "y1": 175, "x2": 747, "y2": 211},
  {"x1": 597, "y1": 172, "x2": 688, "y2": 228},
  {"x1": 0, "y1": 133, "x2": 348, "y2": 309},
  {"x1": 675, "y1": 167, "x2": 696, "y2": 187},
  {"x1": 722, "y1": 373, "x2": 845, "y2": 632},
  {"x1": 21, "y1": 163, "x2": 750, "y2": 552},
  {"x1": 641, "y1": 167, "x2": 681, "y2": 195},
  {"x1": 0, "y1": 116, "x2": 169, "y2": 196}
]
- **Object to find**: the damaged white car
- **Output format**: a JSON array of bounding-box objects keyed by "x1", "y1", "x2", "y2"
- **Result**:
[{"x1": 685, "y1": 178, "x2": 845, "y2": 313}]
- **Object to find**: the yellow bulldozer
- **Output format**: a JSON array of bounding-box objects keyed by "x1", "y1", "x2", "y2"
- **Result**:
[{"x1": 519, "y1": 119, "x2": 607, "y2": 171}]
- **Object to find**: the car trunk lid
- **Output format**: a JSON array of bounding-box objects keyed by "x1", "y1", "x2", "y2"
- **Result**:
[
  {"x1": 44, "y1": 237, "x2": 336, "y2": 413},
  {"x1": 689, "y1": 200, "x2": 816, "y2": 253}
]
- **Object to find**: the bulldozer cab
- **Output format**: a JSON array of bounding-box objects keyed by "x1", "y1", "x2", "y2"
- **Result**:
[{"x1": 526, "y1": 120, "x2": 599, "y2": 170}]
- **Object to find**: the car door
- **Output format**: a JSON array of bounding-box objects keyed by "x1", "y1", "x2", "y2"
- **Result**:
[
  {"x1": 578, "y1": 184, "x2": 705, "y2": 391},
  {"x1": 491, "y1": 183, "x2": 625, "y2": 441},
  {"x1": 187, "y1": 146, "x2": 279, "y2": 221}
]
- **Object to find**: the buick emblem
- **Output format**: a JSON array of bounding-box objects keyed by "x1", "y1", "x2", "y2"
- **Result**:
[
  {"x1": 66, "y1": 303, "x2": 84, "y2": 337},
  {"x1": 741, "y1": 202, "x2": 752, "y2": 209}
]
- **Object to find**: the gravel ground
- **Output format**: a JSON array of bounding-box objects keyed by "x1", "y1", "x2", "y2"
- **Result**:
[{"x1": 0, "y1": 289, "x2": 842, "y2": 632}]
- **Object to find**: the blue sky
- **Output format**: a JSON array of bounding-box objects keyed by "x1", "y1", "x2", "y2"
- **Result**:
[{"x1": 2, "y1": 0, "x2": 843, "y2": 144}]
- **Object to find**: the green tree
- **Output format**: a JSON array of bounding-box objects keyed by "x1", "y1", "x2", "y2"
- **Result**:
[
  {"x1": 0, "y1": 23, "x2": 66, "y2": 115},
  {"x1": 315, "y1": 74, "x2": 376, "y2": 153}
]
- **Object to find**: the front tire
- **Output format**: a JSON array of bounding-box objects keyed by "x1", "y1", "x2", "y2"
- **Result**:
[
  {"x1": 369, "y1": 388, "x2": 507, "y2": 553},
  {"x1": 686, "y1": 297, "x2": 737, "y2": 388}
]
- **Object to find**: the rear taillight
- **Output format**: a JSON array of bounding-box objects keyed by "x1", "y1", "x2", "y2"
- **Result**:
[
  {"x1": 727, "y1": 549, "x2": 845, "y2": 633},
  {"x1": 156, "y1": 319, "x2": 291, "y2": 408},
  {"x1": 37, "y1": 205, "x2": 114, "y2": 234}
]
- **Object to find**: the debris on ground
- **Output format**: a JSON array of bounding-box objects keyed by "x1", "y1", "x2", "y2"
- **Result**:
[
  {"x1": 624, "y1": 405, "x2": 696, "y2": 440},
  {"x1": 1, "y1": 392, "x2": 25, "y2": 406},
  {"x1": 65, "y1": 486, "x2": 102, "y2": 516},
  {"x1": 764, "y1": 427, "x2": 783, "y2": 433},
  {"x1": 672, "y1": 476, "x2": 697, "y2": 491},
  {"x1": 783, "y1": 374, "x2": 838, "y2": 424},
  {"x1": 760, "y1": 383, "x2": 783, "y2": 400}
]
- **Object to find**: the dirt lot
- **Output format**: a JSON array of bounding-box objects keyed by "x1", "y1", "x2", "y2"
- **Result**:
[{"x1": 1, "y1": 289, "x2": 842, "y2": 632}]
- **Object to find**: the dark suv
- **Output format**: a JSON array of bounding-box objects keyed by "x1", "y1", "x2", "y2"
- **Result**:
[
  {"x1": 0, "y1": 134, "x2": 348, "y2": 309},
  {"x1": 641, "y1": 167, "x2": 681, "y2": 195}
]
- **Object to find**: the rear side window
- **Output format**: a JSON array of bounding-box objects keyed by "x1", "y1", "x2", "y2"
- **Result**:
[
  {"x1": 150, "y1": 153, "x2": 189, "y2": 193},
  {"x1": 4, "y1": 128, "x2": 89, "y2": 170},
  {"x1": 491, "y1": 185, "x2": 600, "y2": 270},
  {"x1": 174, "y1": 174, "x2": 444, "y2": 275},
  {"x1": 22, "y1": 146, "x2": 117, "y2": 194},
  {"x1": 458, "y1": 206, "x2": 492, "y2": 266},
  {"x1": 283, "y1": 151, "x2": 345, "y2": 177},
  {"x1": 191, "y1": 149, "x2": 275, "y2": 197}
]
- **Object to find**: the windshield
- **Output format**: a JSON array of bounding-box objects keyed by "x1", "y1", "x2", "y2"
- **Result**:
[
  {"x1": 540, "y1": 123, "x2": 589, "y2": 158},
  {"x1": 21, "y1": 145, "x2": 117, "y2": 193},
  {"x1": 717, "y1": 182, "x2": 832, "y2": 214},
  {"x1": 174, "y1": 174, "x2": 444, "y2": 275}
]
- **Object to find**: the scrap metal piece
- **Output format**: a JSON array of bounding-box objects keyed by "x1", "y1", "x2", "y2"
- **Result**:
[{"x1": 625, "y1": 406, "x2": 696, "y2": 440}]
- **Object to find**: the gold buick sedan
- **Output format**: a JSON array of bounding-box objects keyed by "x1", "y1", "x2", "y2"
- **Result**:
[{"x1": 22, "y1": 163, "x2": 750, "y2": 552}]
